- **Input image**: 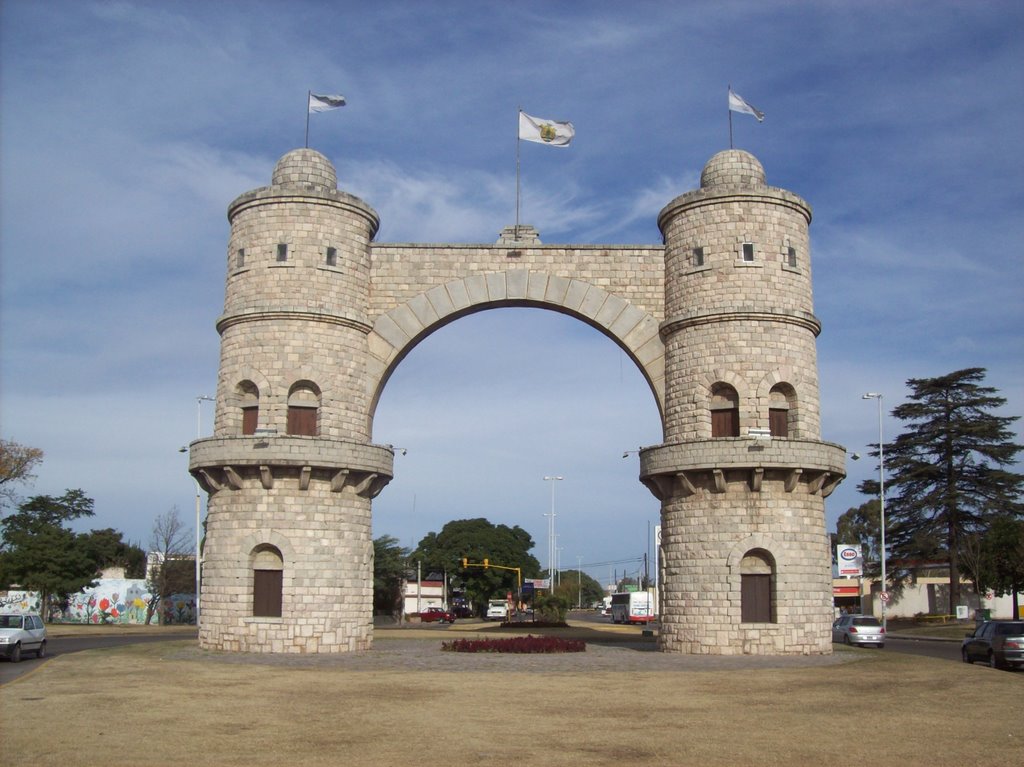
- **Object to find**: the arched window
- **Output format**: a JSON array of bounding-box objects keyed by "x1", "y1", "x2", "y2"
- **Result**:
[
  {"x1": 769, "y1": 384, "x2": 794, "y2": 438},
  {"x1": 252, "y1": 545, "x2": 283, "y2": 618},
  {"x1": 740, "y1": 549, "x2": 775, "y2": 623},
  {"x1": 287, "y1": 381, "x2": 320, "y2": 436},
  {"x1": 710, "y1": 383, "x2": 740, "y2": 438},
  {"x1": 238, "y1": 381, "x2": 260, "y2": 436}
]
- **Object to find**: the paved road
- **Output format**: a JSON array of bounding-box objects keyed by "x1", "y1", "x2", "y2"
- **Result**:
[
  {"x1": 885, "y1": 635, "x2": 961, "y2": 663},
  {"x1": 0, "y1": 631, "x2": 197, "y2": 686}
]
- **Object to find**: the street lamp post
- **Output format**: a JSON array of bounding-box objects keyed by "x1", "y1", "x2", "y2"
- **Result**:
[
  {"x1": 543, "y1": 476, "x2": 563, "y2": 588},
  {"x1": 577, "y1": 555, "x2": 582, "y2": 609},
  {"x1": 194, "y1": 395, "x2": 214, "y2": 627},
  {"x1": 863, "y1": 393, "x2": 887, "y2": 630}
]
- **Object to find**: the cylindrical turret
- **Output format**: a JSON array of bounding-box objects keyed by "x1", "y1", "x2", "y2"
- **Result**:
[
  {"x1": 190, "y1": 149, "x2": 394, "y2": 654},
  {"x1": 644, "y1": 149, "x2": 845, "y2": 656}
]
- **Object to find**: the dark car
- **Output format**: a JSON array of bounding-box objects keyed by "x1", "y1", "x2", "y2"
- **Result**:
[
  {"x1": 418, "y1": 607, "x2": 456, "y2": 624},
  {"x1": 961, "y1": 620, "x2": 1024, "y2": 670},
  {"x1": 831, "y1": 614, "x2": 885, "y2": 648}
]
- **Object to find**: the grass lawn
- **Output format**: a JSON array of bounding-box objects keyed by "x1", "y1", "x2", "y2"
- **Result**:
[{"x1": 2, "y1": 625, "x2": 1021, "y2": 767}]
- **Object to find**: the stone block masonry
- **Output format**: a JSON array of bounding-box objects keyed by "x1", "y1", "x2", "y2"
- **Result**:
[{"x1": 190, "y1": 146, "x2": 846, "y2": 655}]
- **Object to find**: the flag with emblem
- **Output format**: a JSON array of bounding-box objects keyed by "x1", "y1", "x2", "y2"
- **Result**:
[{"x1": 518, "y1": 111, "x2": 575, "y2": 146}]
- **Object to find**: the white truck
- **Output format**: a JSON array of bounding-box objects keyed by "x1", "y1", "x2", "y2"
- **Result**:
[{"x1": 485, "y1": 599, "x2": 508, "y2": 621}]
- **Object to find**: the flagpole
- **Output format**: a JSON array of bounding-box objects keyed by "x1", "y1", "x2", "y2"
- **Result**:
[
  {"x1": 305, "y1": 91, "x2": 311, "y2": 148},
  {"x1": 728, "y1": 85, "x2": 734, "y2": 149},
  {"x1": 515, "y1": 108, "x2": 521, "y2": 242}
]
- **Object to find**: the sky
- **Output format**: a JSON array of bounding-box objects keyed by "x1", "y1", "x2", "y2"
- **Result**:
[{"x1": 1, "y1": 1, "x2": 1022, "y2": 588}]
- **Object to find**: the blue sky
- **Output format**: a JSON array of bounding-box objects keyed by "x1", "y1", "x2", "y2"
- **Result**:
[{"x1": 1, "y1": 1, "x2": 1021, "y2": 587}]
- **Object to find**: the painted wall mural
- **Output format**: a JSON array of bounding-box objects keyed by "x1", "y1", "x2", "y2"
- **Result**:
[{"x1": 1, "y1": 582, "x2": 197, "y2": 624}]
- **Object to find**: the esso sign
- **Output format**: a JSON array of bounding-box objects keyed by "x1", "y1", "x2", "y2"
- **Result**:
[{"x1": 836, "y1": 545, "x2": 863, "y2": 576}]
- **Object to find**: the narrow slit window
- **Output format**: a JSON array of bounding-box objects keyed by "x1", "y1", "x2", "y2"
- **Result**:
[
  {"x1": 742, "y1": 242, "x2": 755, "y2": 262},
  {"x1": 326, "y1": 246, "x2": 337, "y2": 266},
  {"x1": 236, "y1": 248, "x2": 245, "y2": 268},
  {"x1": 276, "y1": 243, "x2": 288, "y2": 262},
  {"x1": 787, "y1": 246, "x2": 797, "y2": 268},
  {"x1": 693, "y1": 246, "x2": 705, "y2": 267}
]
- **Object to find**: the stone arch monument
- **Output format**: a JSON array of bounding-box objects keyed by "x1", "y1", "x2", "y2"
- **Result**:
[{"x1": 189, "y1": 147, "x2": 847, "y2": 655}]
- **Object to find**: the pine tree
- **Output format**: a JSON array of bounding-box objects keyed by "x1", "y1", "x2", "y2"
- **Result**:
[{"x1": 861, "y1": 368, "x2": 1023, "y2": 614}]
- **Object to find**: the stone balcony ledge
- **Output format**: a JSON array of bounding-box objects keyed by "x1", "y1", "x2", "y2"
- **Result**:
[
  {"x1": 187, "y1": 436, "x2": 395, "y2": 498},
  {"x1": 638, "y1": 437, "x2": 848, "y2": 500}
]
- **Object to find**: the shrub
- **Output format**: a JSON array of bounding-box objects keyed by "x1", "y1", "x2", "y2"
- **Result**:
[
  {"x1": 441, "y1": 634, "x2": 585, "y2": 654},
  {"x1": 534, "y1": 594, "x2": 570, "y2": 623}
]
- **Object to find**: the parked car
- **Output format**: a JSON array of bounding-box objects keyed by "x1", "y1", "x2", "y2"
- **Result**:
[
  {"x1": 831, "y1": 614, "x2": 885, "y2": 648},
  {"x1": 418, "y1": 607, "x2": 456, "y2": 624},
  {"x1": 0, "y1": 613, "x2": 47, "y2": 662},
  {"x1": 961, "y1": 620, "x2": 1024, "y2": 670},
  {"x1": 486, "y1": 600, "x2": 508, "y2": 621}
]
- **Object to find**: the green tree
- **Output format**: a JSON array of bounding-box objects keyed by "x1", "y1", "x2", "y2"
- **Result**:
[
  {"x1": 0, "y1": 439, "x2": 44, "y2": 509},
  {"x1": 554, "y1": 569, "x2": 604, "y2": 609},
  {"x1": 835, "y1": 499, "x2": 881, "y2": 574},
  {"x1": 373, "y1": 535, "x2": 408, "y2": 618},
  {"x1": 412, "y1": 518, "x2": 542, "y2": 614},
  {"x1": 862, "y1": 368, "x2": 1024, "y2": 613},
  {"x1": 979, "y1": 517, "x2": 1024, "y2": 617},
  {"x1": 0, "y1": 490, "x2": 98, "y2": 619},
  {"x1": 80, "y1": 528, "x2": 147, "y2": 579}
]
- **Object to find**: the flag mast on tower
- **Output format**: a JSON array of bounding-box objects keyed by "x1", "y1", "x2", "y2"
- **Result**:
[{"x1": 306, "y1": 91, "x2": 346, "y2": 148}]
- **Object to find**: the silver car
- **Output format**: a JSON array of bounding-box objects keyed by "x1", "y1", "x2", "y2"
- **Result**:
[
  {"x1": 832, "y1": 614, "x2": 885, "y2": 648},
  {"x1": 0, "y1": 613, "x2": 48, "y2": 662}
]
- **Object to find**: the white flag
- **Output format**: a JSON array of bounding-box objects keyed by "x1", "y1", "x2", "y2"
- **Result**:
[
  {"x1": 519, "y1": 111, "x2": 575, "y2": 146},
  {"x1": 309, "y1": 93, "x2": 346, "y2": 113},
  {"x1": 728, "y1": 89, "x2": 764, "y2": 122}
]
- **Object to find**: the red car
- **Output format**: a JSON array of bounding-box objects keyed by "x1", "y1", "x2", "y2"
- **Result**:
[{"x1": 418, "y1": 607, "x2": 456, "y2": 624}]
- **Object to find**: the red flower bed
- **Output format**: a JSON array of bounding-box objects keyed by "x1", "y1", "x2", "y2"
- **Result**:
[{"x1": 441, "y1": 634, "x2": 585, "y2": 654}]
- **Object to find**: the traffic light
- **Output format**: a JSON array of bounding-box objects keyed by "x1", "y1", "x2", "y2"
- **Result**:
[
  {"x1": 461, "y1": 558, "x2": 467, "y2": 568},
  {"x1": 483, "y1": 558, "x2": 489, "y2": 569}
]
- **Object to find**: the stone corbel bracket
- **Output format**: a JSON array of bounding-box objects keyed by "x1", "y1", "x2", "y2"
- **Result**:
[
  {"x1": 638, "y1": 438, "x2": 848, "y2": 501},
  {"x1": 187, "y1": 436, "x2": 396, "y2": 499}
]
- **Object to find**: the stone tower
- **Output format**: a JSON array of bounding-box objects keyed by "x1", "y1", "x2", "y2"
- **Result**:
[
  {"x1": 646, "y1": 149, "x2": 846, "y2": 654},
  {"x1": 190, "y1": 146, "x2": 845, "y2": 655},
  {"x1": 189, "y1": 149, "x2": 395, "y2": 653}
]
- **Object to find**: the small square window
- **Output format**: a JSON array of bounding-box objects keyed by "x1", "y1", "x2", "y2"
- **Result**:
[
  {"x1": 276, "y1": 243, "x2": 288, "y2": 262},
  {"x1": 326, "y1": 246, "x2": 337, "y2": 266},
  {"x1": 787, "y1": 246, "x2": 797, "y2": 268},
  {"x1": 693, "y1": 246, "x2": 705, "y2": 267},
  {"x1": 742, "y1": 242, "x2": 755, "y2": 262},
  {"x1": 236, "y1": 248, "x2": 245, "y2": 268}
]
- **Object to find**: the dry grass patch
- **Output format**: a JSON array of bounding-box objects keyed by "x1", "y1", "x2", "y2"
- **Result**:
[{"x1": 1, "y1": 639, "x2": 1020, "y2": 767}]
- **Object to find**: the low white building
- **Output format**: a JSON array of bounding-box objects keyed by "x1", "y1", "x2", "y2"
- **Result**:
[
  {"x1": 833, "y1": 574, "x2": 1022, "y2": 620},
  {"x1": 401, "y1": 578, "x2": 445, "y2": 619}
]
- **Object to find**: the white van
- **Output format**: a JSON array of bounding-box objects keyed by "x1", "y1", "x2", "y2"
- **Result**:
[{"x1": 486, "y1": 599, "x2": 508, "y2": 621}]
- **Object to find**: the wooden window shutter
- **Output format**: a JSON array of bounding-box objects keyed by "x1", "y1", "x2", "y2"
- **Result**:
[
  {"x1": 287, "y1": 406, "x2": 317, "y2": 436},
  {"x1": 741, "y1": 574, "x2": 772, "y2": 623},
  {"x1": 769, "y1": 408, "x2": 788, "y2": 437},
  {"x1": 253, "y1": 569, "x2": 283, "y2": 617},
  {"x1": 242, "y1": 406, "x2": 259, "y2": 435}
]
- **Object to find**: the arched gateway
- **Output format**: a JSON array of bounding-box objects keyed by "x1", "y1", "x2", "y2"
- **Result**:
[{"x1": 189, "y1": 147, "x2": 847, "y2": 655}]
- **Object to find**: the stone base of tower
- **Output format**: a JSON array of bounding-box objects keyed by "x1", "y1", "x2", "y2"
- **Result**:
[
  {"x1": 642, "y1": 438, "x2": 845, "y2": 656},
  {"x1": 189, "y1": 437, "x2": 391, "y2": 654}
]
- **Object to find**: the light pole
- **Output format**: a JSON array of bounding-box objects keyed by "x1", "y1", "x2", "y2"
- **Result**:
[
  {"x1": 194, "y1": 395, "x2": 214, "y2": 627},
  {"x1": 577, "y1": 555, "x2": 582, "y2": 609},
  {"x1": 863, "y1": 393, "x2": 887, "y2": 630},
  {"x1": 543, "y1": 476, "x2": 563, "y2": 588}
]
